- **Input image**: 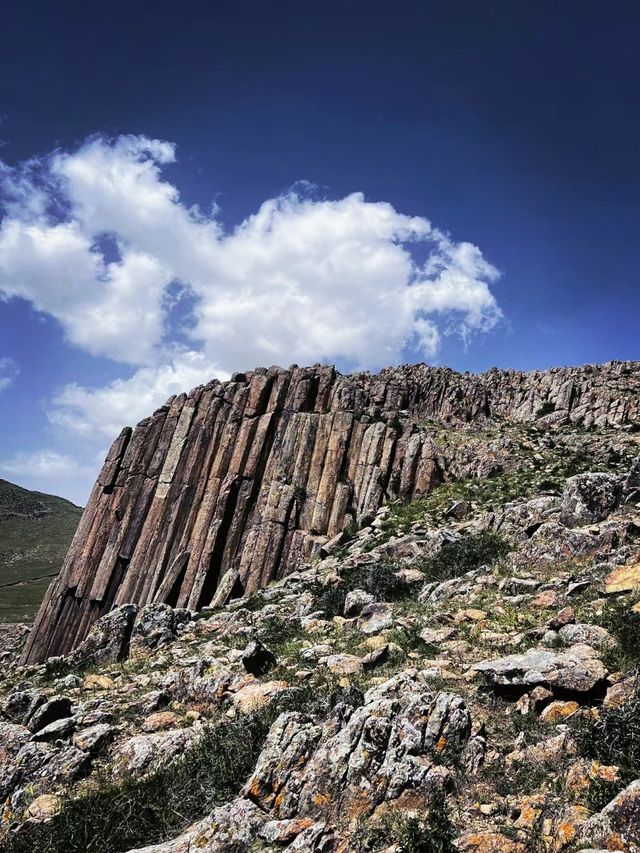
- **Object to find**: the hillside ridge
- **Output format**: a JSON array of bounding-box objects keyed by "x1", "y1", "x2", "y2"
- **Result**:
[
  {"x1": 0, "y1": 480, "x2": 82, "y2": 624},
  {"x1": 22, "y1": 360, "x2": 640, "y2": 664}
]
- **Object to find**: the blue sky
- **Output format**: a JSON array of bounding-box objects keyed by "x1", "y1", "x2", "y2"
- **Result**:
[{"x1": 1, "y1": 1, "x2": 639, "y2": 505}]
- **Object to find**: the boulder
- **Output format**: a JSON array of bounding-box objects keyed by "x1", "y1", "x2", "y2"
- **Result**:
[
  {"x1": 232, "y1": 680, "x2": 290, "y2": 714},
  {"x1": 32, "y1": 717, "x2": 75, "y2": 742},
  {"x1": 624, "y1": 454, "x2": 640, "y2": 492},
  {"x1": 129, "y1": 603, "x2": 190, "y2": 656},
  {"x1": 343, "y1": 588, "x2": 375, "y2": 617},
  {"x1": 557, "y1": 623, "x2": 615, "y2": 649},
  {"x1": 27, "y1": 696, "x2": 72, "y2": 734},
  {"x1": 356, "y1": 602, "x2": 393, "y2": 634},
  {"x1": 111, "y1": 728, "x2": 199, "y2": 779},
  {"x1": 72, "y1": 723, "x2": 114, "y2": 753},
  {"x1": 578, "y1": 779, "x2": 640, "y2": 851},
  {"x1": 2, "y1": 689, "x2": 46, "y2": 725},
  {"x1": 472, "y1": 646, "x2": 608, "y2": 696},
  {"x1": 560, "y1": 473, "x2": 621, "y2": 527},
  {"x1": 72, "y1": 604, "x2": 138, "y2": 667},
  {"x1": 241, "y1": 639, "x2": 277, "y2": 676},
  {"x1": 318, "y1": 654, "x2": 363, "y2": 676},
  {"x1": 24, "y1": 793, "x2": 60, "y2": 821},
  {"x1": 604, "y1": 562, "x2": 640, "y2": 594}
]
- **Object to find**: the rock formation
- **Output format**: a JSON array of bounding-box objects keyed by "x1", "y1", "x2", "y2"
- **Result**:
[
  {"x1": 3, "y1": 373, "x2": 640, "y2": 851},
  {"x1": 22, "y1": 360, "x2": 640, "y2": 663}
]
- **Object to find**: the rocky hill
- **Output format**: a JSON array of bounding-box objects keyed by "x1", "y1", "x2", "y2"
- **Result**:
[
  {"x1": 0, "y1": 480, "x2": 82, "y2": 624},
  {"x1": 21, "y1": 360, "x2": 640, "y2": 663},
  {"x1": 1, "y1": 361, "x2": 640, "y2": 852}
]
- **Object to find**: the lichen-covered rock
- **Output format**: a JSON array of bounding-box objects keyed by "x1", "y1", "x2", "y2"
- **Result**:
[
  {"x1": 604, "y1": 561, "x2": 640, "y2": 594},
  {"x1": 32, "y1": 716, "x2": 75, "y2": 742},
  {"x1": 471, "y1": 646, "x2": 608, "y2": 695},
  {"x1": 243, "y1": 671, "x2": 469, "y2": 834},
  {"x1": 71, "y1": 604, "x2": 138, "y2": 667},
  {"x1": 129, "y1": 604, "x2": 189, "y2": 657},
  {"x1": 356, "y1": 602, "x2": 393, "y2": 634},
  {"x1": 231, "y1": 680, "x2": 290, "y2": 713},
  {"x1": 560, "y1": 473, "x2": 622, "y2": 527},
  {"x1": 343, "y1": 588, "x2": 375, "y2": 617},
  {"x1": 557, "y1": 622, "x2": 616, "y2": 649},
  {"x1": 111, "y1": 728, "x2": 200, "y2": 779},
  {"x1": 578, "y1": 779, "x2": 640, "y2": 851},
  {"x1": 1, "y1": 689, "x2": 46, "y2": 725},
  {"x1": 72, "y1": 722, "x2": 114, "y2": 753}
]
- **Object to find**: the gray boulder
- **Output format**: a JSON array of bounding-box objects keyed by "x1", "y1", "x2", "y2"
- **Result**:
[
  {"x1": 472, "y1": 646, "x2": 608, "y2": 695},
  {"x1": 560, "y1": 473, "x2": 622, "y2": 527},
  {"x1": 71, "y1": 604, "x2": 138, "y2": 667}
]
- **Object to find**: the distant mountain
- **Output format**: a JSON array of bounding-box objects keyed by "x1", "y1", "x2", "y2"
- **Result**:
[{"x1": 0, "y1": 479, "x2": 82, "y2": 623}]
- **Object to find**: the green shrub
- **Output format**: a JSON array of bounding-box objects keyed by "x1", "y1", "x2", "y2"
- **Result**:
[
  {"x1": 312, "y1": 532, "x2": 509, "y2": 619},
  {"x1": 353, "y1": 788, "x2": 456, "y2": 852},
  {"x1": 312, "y1": 561, "x2": 412, "y2": 618},
  {"x1": 535, "y1": 400, "x2": 556, "y2": 418},
  {"x1": 256, "y1": 615, "x2": 304, "y2": 652},
  {"x1": 416, "y1": 531, "x2": 510, "y2": 583},
  {"x1": 599, "y1": 594, "x2": 640, "y2": 671},
  {"x1": 573, "y1": 679, "x2": 640, "y2": 784},
  {"x1": 586, "y1": 775, "x2": 626, "y2": 814},
  {"x1": 3, "y1": 710, "x2": 275, "y2": 853}
]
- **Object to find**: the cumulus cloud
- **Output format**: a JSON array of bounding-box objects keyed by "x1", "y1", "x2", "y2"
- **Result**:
[
  {"x1": 50, "y1": 350, "x2": 226, "y2": 439},
  {"x1": 0, "y1": 449, "x2": 89, "y2": 479},
  {"x1": 0, "y1": 134, "x2": 502, "y2": 442},
  {"x1": 0, "y1": 356, "x2": 18, "y2": 392}
]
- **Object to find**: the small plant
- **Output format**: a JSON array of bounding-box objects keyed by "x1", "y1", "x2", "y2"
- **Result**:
[
  {"x1": 585, "y1": 775, "x2": 625, "y2": 814},
  {"x1": 311, "y1": 561, "x2": 412, "y2": 618},
  {"x1": 572, "y1": 679, "x2": 640, "y2": 785},
  {"x1": 535, "y1": 400, "x2": 556, "y2": 418},
  {"x1": 353, "y1": 788, "x2": 456, "y2": 852},
  {"x1": 599, "y1": 593, "x2": 640, "y2": 671},
  {"x1": 416, "y1": 531, "x2": 510, "y2": 583},
  {"x1": 256, "y1": 615, "x2": 305, "y2": 653}
]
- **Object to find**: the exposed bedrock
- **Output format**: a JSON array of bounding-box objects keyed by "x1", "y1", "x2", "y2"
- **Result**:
[{"x1": 22, "y1": 360, "x2": 640, "y2": 663}]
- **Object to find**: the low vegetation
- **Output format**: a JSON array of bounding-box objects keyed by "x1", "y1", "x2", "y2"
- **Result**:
[
  {"x1": 599, "y1": 593, "x2": 640, "y2": 671},
  {"x1": 353, "y1": 789, "x2": 456, "y2": 852},
  {"x1": 313, "y1": 531, "x2": 509, "y2": 618},
  {"x1": 4, "y1": 709, "x2": 275, "y2": 853},
  {"x1": 573, "y1": 681, "x2": 640, "y2": 786}
]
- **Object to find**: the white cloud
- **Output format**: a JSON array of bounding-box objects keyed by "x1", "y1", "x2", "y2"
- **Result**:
[
  {"x1": 0, "y1": 133, "x2": 503, "y2": 457},
  {"x1": 0, "y1": 449, "x2": 88, "y2": 480},
  {"x1": 0, "y1": 449, "x2": 95, "y2": 504},
  {"x1": 50, "y1": 350, "x2": 226, "y2": 439},
  {"x1": 0, "y1": 356, "x2": 18, "y2": 392}
]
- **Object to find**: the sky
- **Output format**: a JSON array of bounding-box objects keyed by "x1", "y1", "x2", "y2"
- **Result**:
[{"x1": 0, "y1": 1, "x2": 639, "y2": 505}]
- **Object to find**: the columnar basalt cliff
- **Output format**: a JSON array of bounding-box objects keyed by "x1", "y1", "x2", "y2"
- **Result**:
[{"x1": 22, "y1": 361, "x2": 640, "y2": 663}]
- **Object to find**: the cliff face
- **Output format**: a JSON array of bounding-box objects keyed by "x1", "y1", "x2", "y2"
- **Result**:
[{"x1": 22, "y1": 360, "x2": 640, "y2": 663}]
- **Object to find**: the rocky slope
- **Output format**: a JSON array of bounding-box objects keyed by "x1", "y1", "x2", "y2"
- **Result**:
[
  {"x1": 22, "y1": 360, "x2": 640, "y2": 663},
  {"x1": 1, "y1": 367, "x2": 640, "y2": 852},
  {"x1": 0, "y1": 480, "x2": 82, "y2": 623}
]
